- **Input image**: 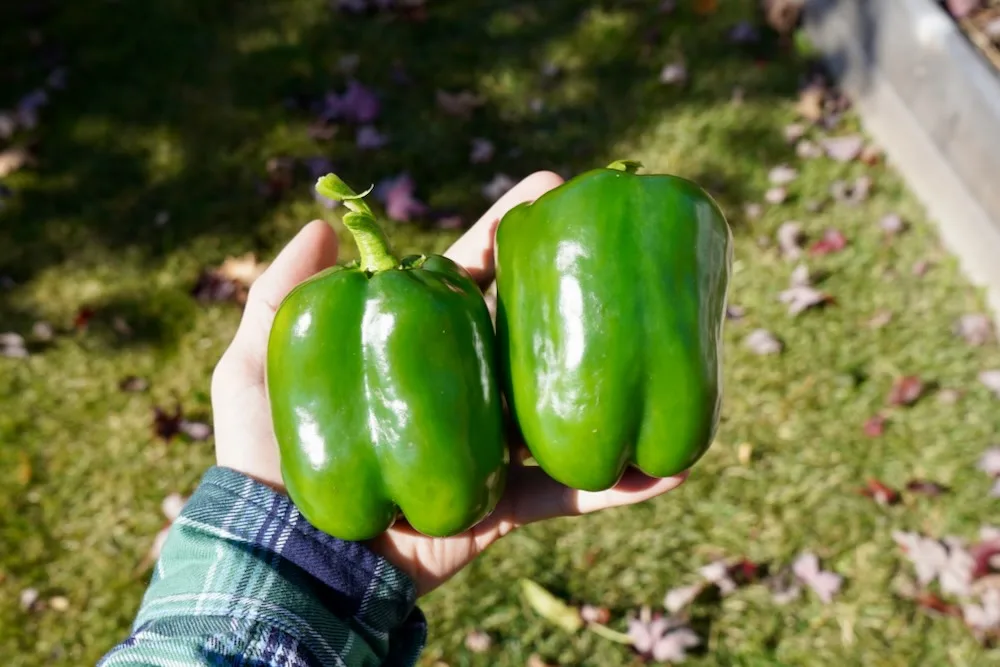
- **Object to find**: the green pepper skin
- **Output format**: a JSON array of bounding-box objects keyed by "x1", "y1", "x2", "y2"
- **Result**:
[
  {"x1": 495, "y1": 163, "x2": 732, "y2": 491},
  {"x1": 266, "y1": 176, "x2": 507, "y2": 541}
]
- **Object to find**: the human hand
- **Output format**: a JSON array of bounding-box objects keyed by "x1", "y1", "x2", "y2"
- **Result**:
[{"x1": 211, "y1": 170, "x2": 686, "y2": 596}]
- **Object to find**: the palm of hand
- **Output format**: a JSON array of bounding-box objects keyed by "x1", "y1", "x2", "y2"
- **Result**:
[{"x1": 211, "y1": 171, "x2": 685, "y2": 596}]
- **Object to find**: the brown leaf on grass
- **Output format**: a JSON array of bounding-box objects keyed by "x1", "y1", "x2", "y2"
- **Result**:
[
  {"x1": 73, "y1": 306, "x2": 95, "y2": 331},
  {"x1": 664, "y1": 583, "x2": 703, "y2": 613},
  {"x1": 916, "y1": 592, "x2": 962, "y2": 617},
  {"x1": 527, "y1": 655, "x2": 555, "y2": 667},
  {"x1": 219, "y1": 253, "x2": 268, "y2": 288},
  {"x1": 863, "y1": 414, "x2": 886, "y2": 437},
  {"x1": 888, "y1": 375, "x2": 925, "y2": 407},
  {"x1": 17, "y1": 452, "x2": 32, "y2": 485},
  {"x1": 436, "y1": 90, "x2": 483, "y2": 119},
  {"x1": 119, "y1": 376, "x2": 149, "y2": 393},
  {"x1": 860, "y1": 478, "x2": 901, "y2": 505},
  {"x1": 860, "y1": 143, "x2": 883, "y2": 165},
  {"x1": 464, "y1": 630, "x2": 492, "y2": 653},
  {"x1": 808, "y1": 229, "x2": 848, "y2": 256},
  {"x1": 955, "y1": 314, "x2": 994, "y2": 346},
  {"x1": 906, "y1": 480, "x2": 949, "y2": 497},
  {"x1": 796, "y1": 83, "x2": 826, "y2": 121},
  {"x1": 693, "y1": 0, "x2": 718, "y2": 15}
]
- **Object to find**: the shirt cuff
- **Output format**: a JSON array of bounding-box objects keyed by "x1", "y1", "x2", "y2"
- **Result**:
[{"x1": 133, "y1": 466, "x2": 426, "y2": 666}]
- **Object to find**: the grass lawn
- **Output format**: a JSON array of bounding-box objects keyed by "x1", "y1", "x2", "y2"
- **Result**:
[{"x1": 3, "y1": 1, "x2": 1000, "y2": 665}]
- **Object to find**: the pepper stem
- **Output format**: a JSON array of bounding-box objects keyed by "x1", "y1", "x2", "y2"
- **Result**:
[
  {"x1": 606, "y1": 159, "x2": 643, "y2": 174},
  {"x1": 316, "y1": 173, "x2": 398, "y2": 273}
]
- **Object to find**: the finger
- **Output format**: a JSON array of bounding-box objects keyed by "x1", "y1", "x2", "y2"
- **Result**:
[
  {"x1": 508, "y1": 467, "x2": 688, "y2": 527},
  {"x1": 445, "y1": 170, "x2": 563, "y2": 284},
  {"x1": 230, "y1": 220, "x2": 339, "y2": 361}
]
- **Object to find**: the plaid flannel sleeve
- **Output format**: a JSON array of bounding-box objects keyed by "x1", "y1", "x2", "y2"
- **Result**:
[{"x1": 99, "y1": 466, "x2": 427, "y2": 667}]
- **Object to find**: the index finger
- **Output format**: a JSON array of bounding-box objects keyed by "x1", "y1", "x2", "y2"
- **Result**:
[{"x1": 445, "y1": 170, "x2": 563, "y2": 284}]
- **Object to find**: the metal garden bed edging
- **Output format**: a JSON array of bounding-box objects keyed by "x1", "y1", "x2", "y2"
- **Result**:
[{"x1": 804, "y1": 0, "x2": 1000, "y2": 318}]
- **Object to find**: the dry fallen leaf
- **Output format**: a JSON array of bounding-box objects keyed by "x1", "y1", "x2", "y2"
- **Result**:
[
  {"x1": 768, "y1": 164, "x2": 799, "y2": 186},
  {"x1": 955, "y1": 314, "x2": 994, "y2": 346},
  {"x1": 863, "y1": 414, "x2": 886, "y2": 437},
  {"x1": 796, "y1": 83, "x2": 825, "y2": 121},
  {"x1": 776, "y1": 221, "x2": 804, "y2": 259},
  {"x1": 980, "y1": 370, "x2": 1000, "y2": 398},
  {"x1": 784, "y1": 123, "x2": 806, "y2": 143},
  {"x1": 580, "y1": 604, "x2": 611, "y2": 625},
  {"x1": 860, "y1": 478, "x2": 901, "y2": 505},
  {"x1": 906, "y1": 480, "x2": 948, "y2": 497},
  {"x1": 796, "y1": 139, "x2": 823, "y2": 159},
  {"x1": 0, "y1": 147, "x2": 32, "y2": 178},
  {"x1": 19, "y1": 588, "x2": 40, "y2": 612},
  {"x1": 821, "y1": 134, "x2": 864, "y2": 162},
  {"x1": 765, "y1": 187, "x2": 788, "y2": 205},
  {"x1": 526, "y1": 655, "x2": 555, "y2": 667},
  {"x1": 808, "y1": 229, "x2": 848, "y2": 256},
  {"x1": 628, "y1": 614, "x2": 700, "y2": 663},
  {"x1": 664, "y1": 583, "x2": 702, "y2": 613},
  {"x1": 119, "y1": 376, "x2": 149, "y2": 393},
  {"x1": 48, "y1": 596, "x2": 70, "y2": 612},
  {"x1": 218, "y1": 253, "x2": 268, "y2": 288},
  {"x1": 888, "y1": 375, "x2": 925, "y2": 407},
  {"x1": 792, "y1": 552, "x2": 843, "y2": 603},
  {"x1": 745, "y1": 329, "x2": 782, "y2": 355},
  {"x1": 779, "y1": 285, "x2": 832, "y2": 316},
  {"x1": 464, "y1": 630, "x2": 492, "y2": 653},
  {"x1": 436, "y1": 90, "x2": 483, "y2": 119},
  {"x1": 867, "y1": 309, "x2": 893, "y2": 329}
]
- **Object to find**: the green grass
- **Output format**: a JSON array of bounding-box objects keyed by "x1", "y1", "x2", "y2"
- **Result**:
[{"x1": 3, "y1": 1, "x2": 1000, "y2": 665}]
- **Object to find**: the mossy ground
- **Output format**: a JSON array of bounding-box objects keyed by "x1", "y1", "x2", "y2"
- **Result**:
[{"x1": 2, "y1": 2, "x2": 1000, "y2": 665}]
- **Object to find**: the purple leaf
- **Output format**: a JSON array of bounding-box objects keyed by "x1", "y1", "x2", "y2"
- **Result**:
[
  {"x1": 962, "y1": 590, "x2": 1000, "y2": 633},
  {"x1": 323, "y1": 80, "x2": 380, "y2": 124},
  {"x1": 375, "y1": 174, "x2": 428, "y2": 221},
  {"x1": 768, "y1": 164, "x2": 798, "y2": 186},
  {"x1": 879, "y1": 213, "x2": 906, "y2": 236},
  {"x1": 893, "y1": 531, "x2": 974, "y2": 597},
  {"x1": 355, "y1": 125, "x2": 388, "y2": 150},
  {"x1": 482, "y1": 174, "x2": 515, "y2": 202},
  {"x1": 728, "y1": 21, "x2": 760, "y2": 44},
  {"x1": 955, "y1": 314, "x2": 994, "y2": 346},
  {"x1": 792, "y1": 553, "x2": 843, "y2": 603},
  {"x1": 779, "y1": 285, "x2": 832, "y2": 316},
  {"x1": 659, "y1": 62, "x2": 688, "y2": 85},
  {"x1": 628, "y1": 615, "x2": 700, "y2": 663},
  {"x1": 979, "y1": 370, "x2": 1000, "y2": 398},
  {"x1": 469, "y1": 138, "x2": 495, "y2": 164},
  {"x1": 978, "y1": 447, "x2": 1000, "y2": 477},
  {"x1": 777, "y1": 222, "x2": 804, "y2": 259},
  {"x1": 821, "y1": 134, "x2": 864, "y2": 162},
  {"x1": 745, "y1": 329, "x2": 782, "y2": 355}
]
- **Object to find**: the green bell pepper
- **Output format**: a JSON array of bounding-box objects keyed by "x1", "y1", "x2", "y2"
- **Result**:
[
  {"x1": 266, "y1": 174, "x2": 507, "y2": 541},
  {"x1": 495, "y1": 160, "x2": 732, "y2": 491}
]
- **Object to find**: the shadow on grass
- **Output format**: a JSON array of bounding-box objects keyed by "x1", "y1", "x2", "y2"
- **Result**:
[{"x1": 2, "y1": 0, "x2": 803, "y2": 288}]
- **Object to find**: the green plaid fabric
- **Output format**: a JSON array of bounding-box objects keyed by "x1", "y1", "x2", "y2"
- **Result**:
[{"x1": 100, "y1": 466, "x2": 426, "y2": 666}]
